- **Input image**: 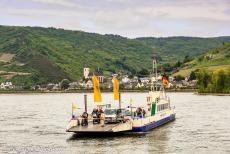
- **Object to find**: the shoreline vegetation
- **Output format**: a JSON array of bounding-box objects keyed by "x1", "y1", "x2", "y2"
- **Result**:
[
  {"x1": 196, "y1": 68, "x2": 230, "y2": 94},
  {"x1": 0, "y1": 89, "x2": 229, "y2": 95}
]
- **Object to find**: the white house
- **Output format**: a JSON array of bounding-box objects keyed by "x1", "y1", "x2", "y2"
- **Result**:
[
  {"x1": 136, "y1": 82, "x2": 144, "y2": 88},
  {"x1": 140, "y1": 77, "x2": 150, "y2": 84},
  {"x1": 0, "y1": 82, "x2": 14, "y2": 89},
  {"x1": 121, "y1": 76, "x2": 130, "y2": 84},
  {"x1": 85, "y1": 80, "x2": 93, "y2": 89},
  {"x1": 69, "y1": 82, "x2": 79, "y2": 90}
]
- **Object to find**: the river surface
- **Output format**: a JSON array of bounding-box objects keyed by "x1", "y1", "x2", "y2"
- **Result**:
[{"x1": 0, "y1": 92, "x2": 229, "y2": 154}]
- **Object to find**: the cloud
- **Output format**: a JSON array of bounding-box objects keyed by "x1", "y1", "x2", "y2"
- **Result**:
[
  {"x1": 0, "y1": 0, "x2": 229, "y2": 37},
  {"x1": 31, "y1": 0, "x2": 74, "y2": 7}
]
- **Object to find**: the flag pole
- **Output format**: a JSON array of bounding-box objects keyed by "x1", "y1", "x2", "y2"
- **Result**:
[
  {"x1": 71, "y1": 103, "x2": 73, "y2": 118},
  {"x1": 84, "y1": 94, "x2": 87, "y2": 113},
  {"x1": 119, "y1": 92, "x2": 121, "y2": 109}
]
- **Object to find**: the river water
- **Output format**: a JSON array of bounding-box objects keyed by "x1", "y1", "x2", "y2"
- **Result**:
[{"x1": 0, "y1": 92, "x2": 229, "y2": 154}]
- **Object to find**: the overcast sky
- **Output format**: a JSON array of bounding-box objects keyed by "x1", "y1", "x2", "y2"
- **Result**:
[{"x1": 0, "y1": 0, "x2": 230, "y2": 38}]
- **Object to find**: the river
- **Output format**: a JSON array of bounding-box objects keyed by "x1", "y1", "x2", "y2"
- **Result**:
[{"x1": 0, "y1": 93, "x2": 229, "y2": 154}]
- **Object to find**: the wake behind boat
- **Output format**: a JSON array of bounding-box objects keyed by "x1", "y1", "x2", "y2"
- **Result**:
[{"x1": 66, "y1": 54, "x2": 176, "y2": 134}]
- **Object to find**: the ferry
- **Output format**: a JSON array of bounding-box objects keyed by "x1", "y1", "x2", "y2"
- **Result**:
[
  {"x1": 131, "y1": 81, "x2": 176, "y2": 132},
  {"x1": 66, "y1": 54, "x2": 176, "y2": 134}
]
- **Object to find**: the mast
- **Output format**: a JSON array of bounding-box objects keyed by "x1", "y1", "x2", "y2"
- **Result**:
[
  {"x1": 152, "y1": 53, "x2": 158, "y2": 81},
  {"x1": 150, "y1": 53, "x2": 158, "y2": 91}
]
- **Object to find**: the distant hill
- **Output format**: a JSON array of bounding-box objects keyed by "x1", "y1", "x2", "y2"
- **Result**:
[
  {"x1": 0, "y1": 25, "x2": 230, "y2": 86},
  {"x1": 174, "y1": 43, "x2": 230, "y2": 77},
  {"x1": 137, "y1": 36, "x2": 230, "y2": 63}
]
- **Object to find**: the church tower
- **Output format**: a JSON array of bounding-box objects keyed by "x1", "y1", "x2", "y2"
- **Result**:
[{"x1": 84, "y1": 64, "x2": 90, "y2": 79}]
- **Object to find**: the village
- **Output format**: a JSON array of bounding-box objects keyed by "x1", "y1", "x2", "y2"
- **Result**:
[{"x1": 0, "y1": 65, "x2": 197, "y2": 92}]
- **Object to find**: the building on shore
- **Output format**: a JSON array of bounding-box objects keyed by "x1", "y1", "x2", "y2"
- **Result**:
[{"x1": 0, "y1": 82, "x2": 14, "y2": 89}]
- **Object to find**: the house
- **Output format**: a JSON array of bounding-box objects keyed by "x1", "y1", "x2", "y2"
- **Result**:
[
  {"x1": 121, "y1": 75, "x2": 130, "y2": 84},
  {"x1": 169, "y1": 76, "x2": 174, "y2": 82},
  {"x1": 182, "y1": 80, "x2": 189, "y2": 86},
  {"x1": 139, "y1": 77, "x2": 150, "y2": 84},
  {"x1": 78, "y1": 81, "x2": 85, "y2": 88},
  {"x1": 93, "y1": 68, "x2": 105, "y2": 83},
  {"x1": 87, "y1": 67, "x2": 105, "y2": 83},
  {"x1": 52, "y1": 84, "x2": 60, "y2": 90},
  {"x1": 188, "y1": 80, "x2": 197, "y2": 88},
  {"x1": 130, "y1": 76, "x2": 139, "y2": 84},
  {"x1": 124, "y1": 83, "x2": 133, "y2": 89},
  {"x1": 105, "y1": 77, "x2": 113, "y2": 89},
  {"x1": 0, "y1": 82, "x2": 14, "y2": 89},
  {"x1": 173, "y1": 81, "x2": 184, "y2": 88},
  {"x1": 46, "y1": 83, "x2": 56, "y2": 90},
  {"x1": 69, "y1": 82, "x2": 79, "y2": 90},
  {"x1": 85, "y1": 80, "x2": 93, "y2": 89},
  {"x1": 136, "y1": 82, "x2": 144, "y2": 88}
]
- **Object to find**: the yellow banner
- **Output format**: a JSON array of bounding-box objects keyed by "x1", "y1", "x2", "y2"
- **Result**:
[
  {"x1": 92, "y1": 75, "x2": 102, "y2": 103},
  {"x1": 113, "y1": 76, "x2": 119, "y2": 100}
]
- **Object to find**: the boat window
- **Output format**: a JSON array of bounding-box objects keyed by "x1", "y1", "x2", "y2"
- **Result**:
[{"x1": 157, "y1": 103, "x2": 170, "y2": 112}]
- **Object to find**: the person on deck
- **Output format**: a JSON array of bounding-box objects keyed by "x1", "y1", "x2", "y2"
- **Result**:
[
  {"x1": 100, "y1": 111, "x2": 105, "y2": 127},
  {"x1": 81, "y1": 112, "x2": 88, "y2": 126},
  {"x1": 92, "y1": 108, "x2": 99, "y2": 124}
]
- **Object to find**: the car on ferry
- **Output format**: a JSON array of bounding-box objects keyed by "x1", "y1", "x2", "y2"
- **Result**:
[{"x1": 104, "y1": 108, "x2": 131, "y2": 123}]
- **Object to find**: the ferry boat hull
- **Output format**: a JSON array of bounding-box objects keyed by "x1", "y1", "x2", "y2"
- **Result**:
[{"x1": 132, "y1": 113, "x2": 176, "y2": 132}]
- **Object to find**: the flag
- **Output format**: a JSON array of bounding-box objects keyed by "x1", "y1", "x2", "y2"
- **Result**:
[
  {"x1": 72, "y1": 103, "x2": 78, "y2": 118},
  {"x1": 130, "y1": 98, "x2": 133, "y2": 104},
  {"x1": 162, "y1": 75, "x2": 170, "y2": 88},
  {"x1": 92, "y1": 75, "x2": 102, "y2": 103},
  {"x1": 113, "y1": 76, "x2": 119, "y2": 101},
  {"x1": 72, "y1": 103, "x2": 78, "y2": 110}
]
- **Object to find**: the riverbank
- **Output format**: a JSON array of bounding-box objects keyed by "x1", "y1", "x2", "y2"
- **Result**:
[
  {"x1": 1, "y1": 89, "x2": 229, "y2": 95},
  {"x1": 195, "y1": 92, "x2": 230, "y2": 96},
  {"x1": 0, "y1": 88, "x2": 197, "y2": 94}
]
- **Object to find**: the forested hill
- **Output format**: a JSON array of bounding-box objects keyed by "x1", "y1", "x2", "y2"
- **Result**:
[
  {"x1": 0, "y1": 25, "x2": 229, "y2": 85},
  {"x1": 174, "y1": 42, "x2": 230, "y2": 77},
  {"x1": 136, "y1": 36, "x2": 230, "y2": 62}
]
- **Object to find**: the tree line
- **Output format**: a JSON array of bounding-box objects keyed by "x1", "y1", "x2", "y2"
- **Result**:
[{"x1": 196, "y1": 69, "x2": 230, "y2": 93}]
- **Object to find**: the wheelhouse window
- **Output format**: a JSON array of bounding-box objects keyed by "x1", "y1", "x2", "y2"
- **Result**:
[{"x1": 157, "y1": 103, "x2": 169, "y2": 112}]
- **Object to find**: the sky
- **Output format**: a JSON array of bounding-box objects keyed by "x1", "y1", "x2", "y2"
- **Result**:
[{"x1": 0, "y1": 0, "x2": 230, "y2": 38}]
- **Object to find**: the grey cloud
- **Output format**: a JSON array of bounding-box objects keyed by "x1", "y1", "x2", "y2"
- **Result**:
[{"x1": 0, "y1": 0, "x2": 229, "y2": 38}]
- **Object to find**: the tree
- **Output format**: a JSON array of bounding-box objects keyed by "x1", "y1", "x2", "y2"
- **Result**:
[
  {"x1": 174, "y1": 75, "x2": 185, "y2": 81},
  {"x1": 138, "y1": 68, "x2": 149, "y2": 77},
  {"x1": 189, "y1": 71, "x2": 196, "y2": 81},
  {"x1": 196, "y1": 69, "x2": 212, "y2": 93},
  {"x1": 174, "y1": 60, "x2": 182, "y2": 68},
  {"x1": 216, "y1": 70, "x2": 226, "y2": 93},
  {"x1": 60, "y1": 79, "x2": 70, "y2": 90},
  {"x1": 183, "y1": 55, "x2": 192, "y2": 63}
]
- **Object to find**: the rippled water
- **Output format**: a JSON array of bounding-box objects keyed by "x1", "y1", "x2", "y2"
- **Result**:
[{"x1": 0, "y1": 93, "x2": 229, "y2": 154}]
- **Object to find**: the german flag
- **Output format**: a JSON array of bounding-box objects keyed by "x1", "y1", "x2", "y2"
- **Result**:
[{"x1": 162, "y1": 74, "x2": 170, "y2": 88}]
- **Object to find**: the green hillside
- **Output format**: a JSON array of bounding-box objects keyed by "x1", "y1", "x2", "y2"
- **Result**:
[
  {"x1": 0, "y1": 25, "x2": 230, "y2": 86},
  {"x1": 174, "y1": 43, "x2": 230, "y2": 77},
  {"x1": 137, "y1": 37, "x2": 230, "y2": 63},
  {"x1": 0, "y1": 25, "x2": 153, "y2": 85}
]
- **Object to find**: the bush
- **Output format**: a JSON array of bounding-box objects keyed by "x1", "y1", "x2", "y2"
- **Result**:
[
  {"x1": 196, "y1": 69, "x2": 230, "y2": 93},
  {"x1": 189, "y1": 71, "x2": 196, "y2": 81},
  {"x1": 174, "y1": 75, "x2": 185, "y2": 81},
  {"x1": 60, "y1": 79, "x2": 70, "y2": 90}
]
